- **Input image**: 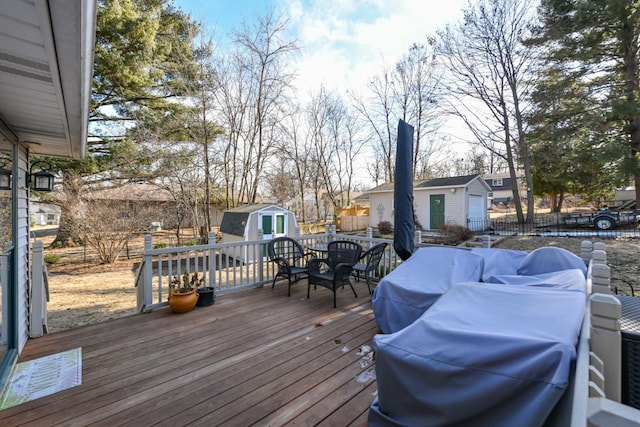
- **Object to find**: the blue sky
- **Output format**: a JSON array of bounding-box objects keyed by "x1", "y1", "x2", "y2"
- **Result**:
[{"x1": 173, "y1": 0, "x2": 468, "y2": 96}]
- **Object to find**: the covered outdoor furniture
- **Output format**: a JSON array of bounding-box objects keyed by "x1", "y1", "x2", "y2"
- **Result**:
[
  {"x1": 372, "y1": 247, "x2": 484, "y2": 333},
  {"x1": 369, "y1": 281, "x2": 587, "y2": 427},
  {"x1": 307, "y1": 240, "x2": 362, "y2": 308},
  {"x1": 268, "y1": 237, "x2": 315, "y2": 297},
  {"x1": 352, "y1": 242, "x2": 388, "y2": 294},
  {"x1": 516, "y1": 246, "x2": 587, "y2": 276}
]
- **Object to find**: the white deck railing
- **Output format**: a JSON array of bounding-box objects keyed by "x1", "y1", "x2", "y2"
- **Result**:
[
  {"x1": 30, "y1": 240, "x2": 48, "y2": 337},
  {"x1": 565, "y1": 241, "x2": 640, "y2": 426},
  {"x1": 136, "y1": 229, "x2": 408, "y2": 312}
]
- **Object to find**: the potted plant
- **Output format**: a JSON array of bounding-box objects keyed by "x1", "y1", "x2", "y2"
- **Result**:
[
  {"x1": 195, "y1": 281, "x2": 215, "y2": 307},
  {"x1": 168, "y1": 272, "x2": 201, "y2": 313}
]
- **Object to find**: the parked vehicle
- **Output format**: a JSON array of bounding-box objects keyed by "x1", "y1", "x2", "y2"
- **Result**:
[{"x1": 537, "y1": 209, "x2": 639, "y2": 231}]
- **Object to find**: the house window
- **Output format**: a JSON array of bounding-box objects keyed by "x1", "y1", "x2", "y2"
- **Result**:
[
  {"x1": 492, "y1": 178, "x2": 503, "y2": 187},
  {"x1": 488, "y1": 192, "x2": 493, "y2": 198}
]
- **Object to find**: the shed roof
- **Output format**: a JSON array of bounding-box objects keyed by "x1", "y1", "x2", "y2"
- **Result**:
[
  {"x1": 219, "y1": 204, "x2": 286, "y2": 236},
  {"x1": 366, "y1": 174, "x2": 488, "y2": 193}
]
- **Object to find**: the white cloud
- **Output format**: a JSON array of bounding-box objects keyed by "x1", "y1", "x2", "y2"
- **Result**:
[{"x1": 279, "y1": 0, "x2": 468, "y2": 96}]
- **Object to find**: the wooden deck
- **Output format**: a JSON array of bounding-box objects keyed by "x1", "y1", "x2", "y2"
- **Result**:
[{"x1": 0, "y1": 279, "x2": 378, "y2": 426}]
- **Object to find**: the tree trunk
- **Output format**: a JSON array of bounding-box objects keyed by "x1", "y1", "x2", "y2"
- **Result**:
[{"x1": 50, "y1": 172, "x2": 84, "y2": 248}]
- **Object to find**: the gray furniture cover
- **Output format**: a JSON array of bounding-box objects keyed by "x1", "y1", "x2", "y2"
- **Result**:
[
  {"x1": 516, "y1": 246, "x2": 587, "y2": 276},
  {"x1": 485, "y1": 268, "x2": 587, "y2": 292},
  {"x1": 470, "y1": 247, "x2": 528, "y2": 281},
  {"x1": 371, "y1": 247, "x2": 484, "y2": 334},
  {"x1": 369, "y1": 281, "x2": 586, "y2": 427}
]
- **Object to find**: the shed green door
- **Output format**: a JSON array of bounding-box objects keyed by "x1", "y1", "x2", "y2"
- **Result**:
[
  {"x1": 261, "y1": 214, "x2": 273, "y2": 239},
  {"x1": 430, "y1": 194, "x2": 445, "y2": 230}
]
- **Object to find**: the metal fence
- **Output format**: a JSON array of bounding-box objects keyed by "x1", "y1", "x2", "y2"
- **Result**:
[{"x1": 466, "y1": 212, "x2": 640, "y2": 238}]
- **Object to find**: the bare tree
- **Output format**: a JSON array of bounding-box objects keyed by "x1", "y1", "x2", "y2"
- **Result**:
[
  {"x1": 279, "y1": 105, "x2": 312, "y2": 222},
  {"x1": 437, "y1": 0, "x2": 537, "y2": 222},
  {"x1": 353, "y1": 42, "x2": 444, "y2": 183},
  {"x1": 352, "y1": 66, "x2": 396, "y2": 182},
  {"x1": 79, "y1": 198, "x2": 155, "y2": 264},
  {"x1": 230, "y1": 10, "x2": 298, "y2": 204},
  {"x1": 393, "y1": 42, "x2": 445, "y2": 179}
]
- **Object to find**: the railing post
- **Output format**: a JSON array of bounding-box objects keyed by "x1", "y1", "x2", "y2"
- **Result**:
[
  {"x1": 590, "y1": 293, "x2": 621, "y2": 402},
  {"x1": 482, "y1": 235, "x2": 491, "y2": 248},
  {"x1": 30, "y1": 240, "x2": 46, "y2": 337},
  {"x1": 366, "y1": 227, "x2": 373, "y2": 239},
  {"x1": 208, "y1": 232, "x2": 217, "y2": 291},
  {"x1": 294, "y1": 226, "x2": 300, "y2": 237},
  {"x1": 414, "y1": 230, "x2": 421, "y2": 245},
  {"x1": 587, "y1": 397, "x2": 640, "y2": 427},
  {"x1": 257, "y1": 229, "x2": 264, "y2": 285},
  {"x1": 139, "y1": 234, "x2": 153, "y2": 313},
  {"x1": 591, "y1": 249, "x2": 610, "y2": 295},
  {"x1": 581, "y1": 241, "x2": 593, "y2": 265}
]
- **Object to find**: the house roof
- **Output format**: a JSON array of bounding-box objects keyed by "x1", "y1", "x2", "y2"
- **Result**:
[
  {"x1": 0, "y1": 1, "x2": 96, "y2": 159},
  {"x1": 366, "y1": 174, "x2": 489, "y2": 193}
]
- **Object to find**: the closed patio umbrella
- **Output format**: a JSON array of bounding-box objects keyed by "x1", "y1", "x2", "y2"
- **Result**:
[{"x1": 393, "y1": 119, "x2": 414, "y2": 261}]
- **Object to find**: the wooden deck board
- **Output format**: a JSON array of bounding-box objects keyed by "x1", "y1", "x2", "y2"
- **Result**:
[{"x1": 0, "y1": 279, "x2": 379, "y2": 426}]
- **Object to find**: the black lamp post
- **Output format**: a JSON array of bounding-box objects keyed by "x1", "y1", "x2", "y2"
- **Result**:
[{"x1": 29, "y1": 161, "x2": 55, "y2": 192}]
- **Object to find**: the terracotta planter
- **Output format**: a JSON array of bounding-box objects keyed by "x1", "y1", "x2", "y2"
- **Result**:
[{"x1": 168, "y1": 290, "x2": 198, "y2": 313}]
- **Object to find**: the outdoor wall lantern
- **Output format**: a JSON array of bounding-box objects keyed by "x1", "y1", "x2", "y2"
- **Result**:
[
  {"x1": 29, "y1": 161, "x2": 55, "y2": 192},
  {"x1": 0, "y1": 159, "x2": 11, "y2": 190}
]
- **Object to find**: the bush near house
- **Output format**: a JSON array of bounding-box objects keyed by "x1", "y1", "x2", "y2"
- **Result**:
[
  {"x1": 378, "y1": 221, "x2": 393, "y2": 235},
  {"x1": 436, "y1": 223, "x2": 474, "y2": 245}
]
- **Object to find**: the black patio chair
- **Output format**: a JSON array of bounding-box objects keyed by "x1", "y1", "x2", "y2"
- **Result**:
[
  {"x1": 352, "y1": 242, "x2": 388, "y2": 294},
  {"x1": 307, "y1": 240, "x2": 362, "y2": 308},
  {"x1": 268, "y1": 237, "x2": 315, "y2": 297}
]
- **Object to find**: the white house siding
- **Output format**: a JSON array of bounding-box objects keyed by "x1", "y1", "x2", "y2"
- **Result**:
[
  {"x1": 466, "y1": 179, "x2": 489, "y2": 230},
  {"x1": 17, "y1": 148, "x2": 29, "y2": 352},
  {"x1": 414, "y1": 189, "x2": 466, "y2": 230},
  {"x1": 368, "y1": 192, "x2": 394, "y2": 227}
]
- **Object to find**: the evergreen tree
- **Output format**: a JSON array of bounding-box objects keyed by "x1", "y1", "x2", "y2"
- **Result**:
[
  {"x1": 534, "y1": 0, "x2": 640, "y2": 207},
  {"x1": 50, "y1": 0, "x2": 199, "y2": 247}
]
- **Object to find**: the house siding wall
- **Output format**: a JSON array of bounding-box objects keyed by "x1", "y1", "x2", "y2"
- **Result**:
[
  {"x1": 414, "y1": 189, "x2": 465, "y2": 229},
  {"x1": 368, "y1": 192, "x2": 394, "y2": 227},
  {"x1": 367, "y1": 179, "x2": 488, "y2": 231}
]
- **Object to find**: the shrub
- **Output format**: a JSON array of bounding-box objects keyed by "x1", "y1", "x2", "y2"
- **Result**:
[
  {"x1": 153, "y1": 242, "x2": 167, "y2": 249},
  {"x1": 185, "y1": 239, "x2": 199, "y2": 246},
  {"x1": 436, "y1": 223, "x2": 474, "y2": 245},
  {"x1": 377, "y1": 220, "x2": 393, "y2": 235},
  {"x1": 44, "y1": 253, "x2": 61, "y2": 265}
]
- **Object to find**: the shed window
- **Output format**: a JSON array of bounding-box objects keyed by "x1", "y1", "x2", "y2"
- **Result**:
[{"x1": 276, "y1": 214, "x2": 285, "y2": 234}]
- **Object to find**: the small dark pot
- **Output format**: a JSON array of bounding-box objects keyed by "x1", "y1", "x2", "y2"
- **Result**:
[{"x1": 196, "y1": 287, "x2": 215, "y2": 306}]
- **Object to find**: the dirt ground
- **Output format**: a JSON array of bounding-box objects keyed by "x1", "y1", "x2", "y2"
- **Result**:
[{"x1": 41, "y1": 232, "x2": 640, "y2": 333}]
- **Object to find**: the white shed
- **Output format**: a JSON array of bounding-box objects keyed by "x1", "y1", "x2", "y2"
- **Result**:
[
  {"x1": 366, "y1": 174, "x2": 491, "y2": 231},
  {"x1": 219, "y1": 204, "x2": 299, "y2": 262},
  {"x1": 220, "y1": 203, "x2": 299, "y2": 242}
]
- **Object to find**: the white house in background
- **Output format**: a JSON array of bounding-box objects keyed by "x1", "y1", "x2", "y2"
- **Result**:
[
  {"x1": 31, "y1": 203, "x2": 61, "y2": 226},
  {"x1": 219, "y1": 204, "x2": 299, "y2": 263},
  {"x1": 484, "y1": 172, "x2": 526, "y2": 207},
  {"x1": 0, "y1": 0, "x2": 96, "y2": 390},
  {"x1": 365, "y1": 174, "x2": 491, "y2": 231}
]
